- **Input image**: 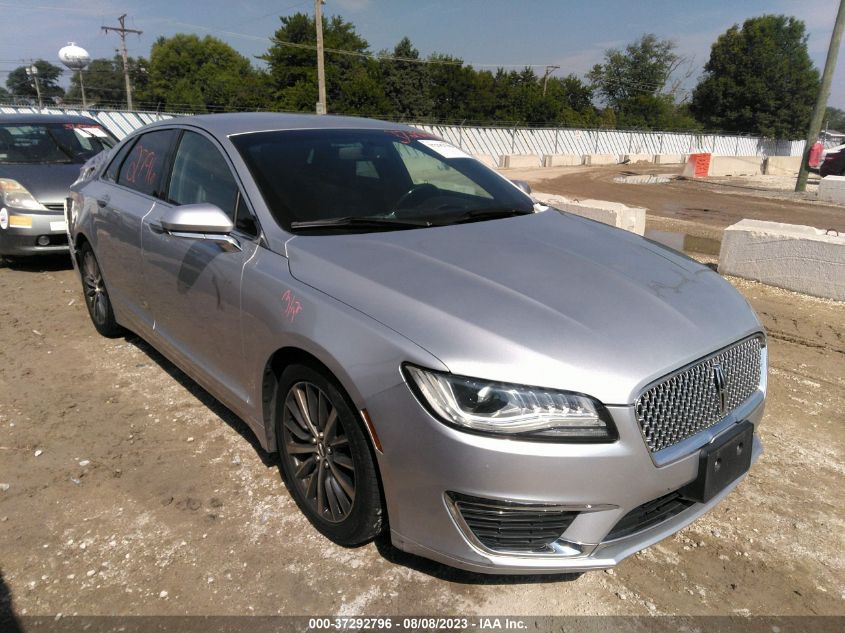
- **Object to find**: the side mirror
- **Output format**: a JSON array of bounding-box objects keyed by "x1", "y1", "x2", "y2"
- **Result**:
[
  {"x1": 511, "y1": 179, "x2": 532, "y2": 195},
  {"x1": 159, "y1": 203, "x2": 240, "y2": 251}
]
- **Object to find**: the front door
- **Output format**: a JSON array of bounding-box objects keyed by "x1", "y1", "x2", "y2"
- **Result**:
[{"x1": 142, "y1": 130, "x2": 262, "y2": 406}]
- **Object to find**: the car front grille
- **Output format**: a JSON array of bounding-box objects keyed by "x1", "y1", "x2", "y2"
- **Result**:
[
  {"x1": 42, "y1": 203, "x2": 65, "y2": 211},
  {"x1": 605, "y1": 491, "x2": 695, "y2": 541},
  {"x1": 449, "y1": 493, "x2": 578, "y2": 553},
  {"x1": 635, "y1": 336, "x2": 763, "y2": 452}
]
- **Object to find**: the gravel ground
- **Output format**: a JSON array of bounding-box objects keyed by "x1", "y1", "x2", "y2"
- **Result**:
[{"x1": 0, "y1": 172, "x2": 843, "y2": 619}]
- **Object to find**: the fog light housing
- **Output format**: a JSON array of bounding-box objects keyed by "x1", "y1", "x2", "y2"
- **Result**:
[{"x1": 37, "y1": 235, "x2": 50, "y2": 246}]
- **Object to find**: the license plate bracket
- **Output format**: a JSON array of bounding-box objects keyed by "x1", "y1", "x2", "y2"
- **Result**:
[{"x1": 680, "y1": 421, "x2": 754, "y2": 503}]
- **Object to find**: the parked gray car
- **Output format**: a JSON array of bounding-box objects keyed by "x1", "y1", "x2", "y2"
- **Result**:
[
  {"x1": 0, "y1": 114, "x2": 116, "y2": 258},
  {"x1": 67, "y1": 113, "x2": 767, "y2": 574}
]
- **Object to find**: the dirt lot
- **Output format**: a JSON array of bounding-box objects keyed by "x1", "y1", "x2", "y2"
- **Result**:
[
  {"x1": 513, "y1": 163, "x2": 845, "y2": 232},
  {"x1": 1, "y1": 169, "x2": 844, "y2": 619}
]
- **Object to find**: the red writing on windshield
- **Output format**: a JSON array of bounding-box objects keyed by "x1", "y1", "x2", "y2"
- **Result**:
[{"x1": 385, "y1": 130, "x2": 438, "y2": 144}]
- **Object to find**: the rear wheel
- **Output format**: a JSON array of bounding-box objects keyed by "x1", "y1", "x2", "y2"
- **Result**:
[
  {"x1": 78, "y1": 242, "x2": 124, "y2": 338},
  {"x1": 276, "y1": 363, "x2": 383, "y2": 546}
]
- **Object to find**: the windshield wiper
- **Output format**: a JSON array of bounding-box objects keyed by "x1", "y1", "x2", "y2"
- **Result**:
[
  {"x1": 289, "y1": 216, "x2": 432, "y2": 231},
  {"x1": 435, "y1": 207, "x2": 533, "y2": 225}
]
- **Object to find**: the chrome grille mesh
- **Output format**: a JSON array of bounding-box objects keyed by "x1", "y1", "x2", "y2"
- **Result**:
[{"x1": 635, "y1": 337, "x2": 763, "y2": 452}]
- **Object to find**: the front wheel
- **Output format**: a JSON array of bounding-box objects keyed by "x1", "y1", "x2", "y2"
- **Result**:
[
  {"x1": 78, "y1": 243, "x2": 124, "y2": 338},
  {"x1": 276, "y1": 364, "x2": 384, "y2": 546}
]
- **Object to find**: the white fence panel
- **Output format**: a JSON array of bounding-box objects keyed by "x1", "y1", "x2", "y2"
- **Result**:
[{"x1": 0, "y1": 104, "x2": 806, "y2": 159}]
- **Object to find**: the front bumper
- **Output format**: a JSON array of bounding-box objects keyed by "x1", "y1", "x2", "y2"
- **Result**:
[
  {"x1": 367, "y1": 381, "x2": 765, "y2": 574},
  {"x1": 0, "y1": 206, "x2": 69, "y2": 256}
]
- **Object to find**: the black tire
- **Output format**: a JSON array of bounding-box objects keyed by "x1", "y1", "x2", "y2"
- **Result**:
[
  {"x1": 275, "y1": 363, "x2": 384, "y2": 546},
  {"x1": 78, "y1": 242, "x2": 124, "y2": 338}
]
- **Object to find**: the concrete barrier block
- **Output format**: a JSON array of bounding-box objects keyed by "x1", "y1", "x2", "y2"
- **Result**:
[
  {"x1": 654, "y1": 154, "x2": 687, "y2": 164},
  {"x1": 708, "y1": 156, "x2": 763, "y2": 177},
  {"x1": 819, "y1": 175, "x2": 845, "y2": 205},
  {"x1": 583, "y1": 154, "x2": 618, "y2": 166},
  {"x1": 542, "y1": 154, "x2": 583, "y2": 167},
  {"x1": 718, "y1": 219, "x2": 845, "y2": 301},
  {"x1": 622, "y1": 154, "x2": 652, "y2": 164},
  {"x1": 472, "y1": 154, "x2": 498, "y2": 169},
  {"x1": 764, "y1": 156, "x2": 802, "y2": 176},
  {"x1": 498, "y1": 154, "x2": 542, "y2": 169},
  {"x1": 533, "y1": 191, "x2": 646, "y2": 235}
]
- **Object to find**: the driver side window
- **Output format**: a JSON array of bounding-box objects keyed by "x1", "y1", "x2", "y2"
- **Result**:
[{"x1": 168, "y1": 131, "x2": 241, "y2": 220}]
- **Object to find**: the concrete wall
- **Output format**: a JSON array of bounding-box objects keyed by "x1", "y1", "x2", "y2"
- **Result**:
[
  {"x1": 654, "y1": 154, "x2": 687, "y2": 164},
  {"x1": 719, "y1": 219, "x2": 845, "y2": 301},
  {"x1": 533, "y1": 192, "x2": 646, "y2": 235},
  {"x1": 498, "y1": 154, "x2": 543, "y2": 168},
  {"x1": 542, "y1": 154, "x2": 583, "y2": 167},
  {"x1": 622, "y1": 154, "x2": 653, "y2": 164},
  {"x1": 472, "y1": 154, "x2": 498, "y2": 169},
  {"x1": 583, "y1": 154, "x2": 618, "y2": 166},
  {"x1": 819, "y1": 175, "x2": 845, "y2": 205},
  {"x1": 708, "y1": 156, "x2": 763, "y2": 177},
  {"x1": 764, "y1": 156, "x2": 803, "y2": 176}
]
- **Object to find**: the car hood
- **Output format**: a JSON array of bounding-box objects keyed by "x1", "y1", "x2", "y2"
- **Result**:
[
  {"x1": 0, "y1": 163, "x2": 82, "y2": 205},
  {"x1": 287, "y1": 211, "x2": 762, "y2": 405}
]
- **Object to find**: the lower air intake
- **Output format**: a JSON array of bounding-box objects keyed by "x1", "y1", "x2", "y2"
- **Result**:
[{"x1": 449, "y1": 492, "x2": 578, "y2": 553}]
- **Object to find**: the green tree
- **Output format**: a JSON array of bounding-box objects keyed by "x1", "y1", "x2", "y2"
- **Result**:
[
  {"x1": 379, "y1": 37, "x2": 432, "y2": 119},
  {"x1": 262, "y1": 12, "x2": 380, "y2": 114},
  {"x1": 6, "y1": 60, "x2": 65, "y2": 101},
  {"x1": 147, "y1": 34, "x2": 267, "y2": 112},
  {"x1": 825, "y1": 106, "x2": 845, "y2": 131},
  {"x1": 588, "y1": 34, "x2": 691, "y2": 129},
  {"x1": 426, "y1": 54, "x2": 477, "y2": 122},
  {"x1": 691, "y1": 15, "x2": 820, "y2": 138},
  {"x1": 65, "y1": 55, "x2": 149, "y2": 108},
  {"x1": 588, "y1": 35, "x2": 681, "y2": 106}
]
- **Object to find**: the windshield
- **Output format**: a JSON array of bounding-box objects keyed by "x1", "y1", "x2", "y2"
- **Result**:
[
  {"x1": 0, "y1": 122, "x2": 117, "y2": 165},
  {"x1": 230, "y1": 129, "x2": 534, "y2": 232}
]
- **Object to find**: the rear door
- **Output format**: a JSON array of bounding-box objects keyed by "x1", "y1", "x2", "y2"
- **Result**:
[
  {"x1": 90, "y1": 129, "x2": 179, "y2": 333},
  {"x1": 142, "y1": 129, "x2": 261, "y2": 406}
]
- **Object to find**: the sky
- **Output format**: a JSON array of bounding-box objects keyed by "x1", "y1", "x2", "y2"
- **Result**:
[{"x1": 2, "y1": 0, "x2": 843, "y2": 110}]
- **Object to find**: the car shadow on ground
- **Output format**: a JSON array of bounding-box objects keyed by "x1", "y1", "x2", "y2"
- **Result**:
[
  {"x1": 0, "y1": 571, "x2": 23, "y2": 633},
  {"x1": 372, "y1": 532, "x2": 582, "y2": 585},
  {"x1": 125, "y1": 333, "x2": 278, "y2": 470},
  {"x1": 124, "y1": 333, "x2": 582, "y2": 584},
  {"x1": 1, "y1": 253, "x2": 74, "y2": 272}
]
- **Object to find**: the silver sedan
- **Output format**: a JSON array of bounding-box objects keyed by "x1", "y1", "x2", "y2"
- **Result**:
[
  {"x1": 0, "y1": 114, "x2": 116, "y2": 258},
  {"x1": 68, "y1": 113, "x2": 767, "y2": 574}
]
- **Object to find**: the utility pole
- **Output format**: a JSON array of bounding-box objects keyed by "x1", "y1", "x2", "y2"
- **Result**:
[
  {"x1": 25, "y1": 65, "x2": 42, "y2": 109},
  {"x1": 542, "y1": 65, "x2": 560, "y2": 96},
  {"x1": 796, "y1": 0, "x2": 845, "y2": 191},
  {"x1": 102, "y1": 14, "x2": 142, "y2": 110},
  {"x1": 314, "y1": 0, "x2": 327, "y2": 115}
]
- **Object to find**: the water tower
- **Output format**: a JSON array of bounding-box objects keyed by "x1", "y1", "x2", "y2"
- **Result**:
[{"x1": 58, "y1": 42, "x2": 91, "y2": 108}]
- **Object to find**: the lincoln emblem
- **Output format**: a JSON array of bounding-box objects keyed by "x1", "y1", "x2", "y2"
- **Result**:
[{"x1": 713, "y1": 362, "x2": 728, "y2": 414}]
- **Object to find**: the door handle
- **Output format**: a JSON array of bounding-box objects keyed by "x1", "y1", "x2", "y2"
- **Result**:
[{"x1": 96, "y1": 196, "x2": 110, "y2": 208}]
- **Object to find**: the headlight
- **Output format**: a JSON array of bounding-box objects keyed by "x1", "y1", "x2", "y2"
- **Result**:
[
  {"x1": 0, "y1": 179, "x2": 46, "y2": 210},
  {"x1": 404, "y1": 365, "x2": 615, "y2": 441}
]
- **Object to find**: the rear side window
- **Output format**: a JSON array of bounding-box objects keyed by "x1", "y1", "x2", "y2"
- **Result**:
[
  {"x1": 117, "y1": 129, "x2": 179, "y2": 198},
  {"x1": 167, "y1": 131, "x2": 240, "y2": 218},
  {"x1": 102, "y1": 138, "x2": 136, "y2": 182}
]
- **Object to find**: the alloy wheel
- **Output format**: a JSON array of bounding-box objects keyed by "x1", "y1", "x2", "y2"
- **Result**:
[
  {"x1": 282, "y1": 381, "x2": 356, "y2": 523},
  {"x1": 82, "y1": 250, "x2": 108, "y2": 325}
]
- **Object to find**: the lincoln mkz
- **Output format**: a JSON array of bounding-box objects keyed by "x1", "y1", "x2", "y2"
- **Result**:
[{"x1": 67, "y1": 113, "x2": 767, "y2": 574}]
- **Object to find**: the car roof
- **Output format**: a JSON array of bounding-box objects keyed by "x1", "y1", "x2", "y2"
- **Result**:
[
  {"x1": 142, "y1": 112, "x2": 416, "y2": 137},
  {"x1": 0, "y1": 113, "x2": 103, "y2": 125}
]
